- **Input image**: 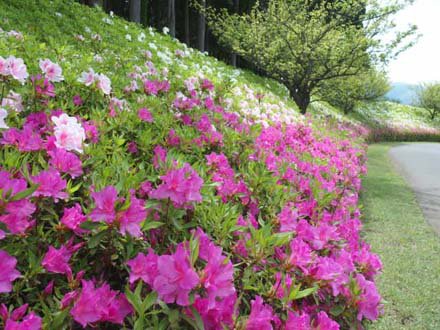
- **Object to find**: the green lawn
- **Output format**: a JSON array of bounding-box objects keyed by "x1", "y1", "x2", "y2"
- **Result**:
[{"x1": 361, "y1": 144, "x2": 440, "y2": 329}]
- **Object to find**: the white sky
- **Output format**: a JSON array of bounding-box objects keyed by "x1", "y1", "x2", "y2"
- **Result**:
[{"x1": 388, "y1": 0, "x2": 440, "y2": 83}]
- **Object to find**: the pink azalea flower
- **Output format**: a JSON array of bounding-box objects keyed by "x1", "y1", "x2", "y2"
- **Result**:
[
  {"x1": 143, "y1": 79, "x2": 159, "y2": 95},
  {"x1": 52, "y1": 113, "x2": 86, "y2": 153},
  {"x1": 138, "y1": 107, "x2": 153, "y2": 122},
  {"x1": 32, "y1": 74, "x2": 56, "y2": 98},
  {"x1": 195, "y1": 229, "x2": 236, "y2": 307},
  {"x1": 127, "y1": 249, "x2": 159, "y2": 285},
  {"x1": 39, "y1": 59, "x2": 64, "y2": 82},
  {"x1": 152, "y1": 145, "x2": 167, "y2": 169},
  {"x1": 4, "y1": 309, "x2": 42, "y2": 330},
  {"x1": 0, "y1": 250, "x2": 21, "y2": 293},
  {"x1": 287, "y1": 237, "x2": 313, "y2": 271},
  {"x1": 60, "y1": 204, "x2": 87, "y2": 235},
  {"x1": 0, "y1": 172, "x2": 36, "y2": 234},
  {"x1": 82, "y1": 120, "x2": 99, "y2": 143},
  {"x1": 190, "y1": 294, "x2": 237, "y2": 330},
  {"x1": 246, "y1": 296, "x2": 278, "y2": 330},
  {"x1": 89, "y1": 186, "x2": 118, "y2": 223},
  {"x1": 1, "y1": 126, "x2": 45, "y2": 151},
  {"x1": 355, "y1": 274, "x2": 382, "y2": 321},
  {"x1": 311, "y1": 256, "x2": 344, "y2": 283},
  {"x1": 5, "y1": 56, "x2": 28, "y2": 84},
  {"x1": 152, "y1": 244, "x2": 199, "y2": 306},
  {"x1": 127, "y1": 141, "x2": 138, "y2": 154},
  {"x1": 42, "y1": 245, "x2": 73, "y2": 277},
  {"x1": 42, "y1": 240, "x2": 82, "y2": 279},
  {"x1": 96, "y1": 73, "x2": 111, "y2": 95},
  {"x1": 0, "y1": 56, "x2": 8, "y2": 75},
  {"x1": 48, "y1": 148, "x2": 83, "y2": 178},
  {"x1": 313, "y1": 311, "x2": 339, "y2": 330},
  {"x1": 70, "y1": 280, "x2": 132, "y2": 328},
  {"x1": 73, "y1": 95, "x2": 83, "y2": 106},
  {"x1": 149, "y1": 163, "x2": 203, "y2": 208},
  {"x1": 2, "y1": 91, "x2": 23, "y2": 112},
  {"x1": 278, "y1": 204, "x2": 298, "y2": 232},
  {"x1": 201, "y1": 79, "x2": 214, "y2": 91},
  {"x1": 0, "y1": 108, "x2": 8, "y2": 129},
  {"x1": 31, "y1": 169, "x2": 68, "y2": 201},
  {"x1": 43, "y1": 280, "x2": 54, "y2": 296},
  {"x1": 167, "y1": 129, "x2": 180, "y2": 146},
  {"x1": 78, "y1": 68, "x2": 95, "y2": 86},
  {"x1": 285, "y1": 311, "x2": 311, "y2": 330},
  {"x1": 118, "y1": 192, "x2": 147, "y2": 237},
  {"x1": 0, "y1": 199, "x2": 36, "y2": 234}
]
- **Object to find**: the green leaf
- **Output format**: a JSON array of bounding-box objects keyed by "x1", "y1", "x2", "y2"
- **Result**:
[
  {"x1": 80, "y1": 221, "x2": 102, "y2": 231},
  {"x1": 142, "y1": 291, "x2": 158, "y2": 312},
  {"x1": 87, "y1": 230, "x2": 107, "y2": 249},
  {"x1": 125, "y1": 285, "x2": 142, "y2": 314},
  {"x1": 189, "y1": 306, "x2": 205, "y2": 330},
  {"x1": 9, "y1": 184, "x2": 39, "y2": 201},
  {"x1": 292, "y1": 286, "x2": 318, "y2": 300},
  {"x1": 142, "y1": 221, "x2": 164, "y2": 231}
]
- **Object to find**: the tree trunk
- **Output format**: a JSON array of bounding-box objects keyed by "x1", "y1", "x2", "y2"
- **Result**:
[
  {"x1": 290, "y1": 88, "x2": 311, "y2": 115},
  {"x1": 168, "y1": 0, "x2": 176, "y2": 37},
  {"x1": 184, "y1": 0, "x2": 190, "y2": 45},
  {"x1": 230, "y1": 0, "x2": 239, "y2": 66},
  {"x1": 198, "y1": 0, "x2": 206, "y2": 51},
  {"x1": 129, "y1": 0, "x2": 141, "y2": 23}
]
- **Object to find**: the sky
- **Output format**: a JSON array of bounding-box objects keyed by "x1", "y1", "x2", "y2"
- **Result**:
[{"x1": 388, "y1": 0, "x2": 440, "y2": 84}]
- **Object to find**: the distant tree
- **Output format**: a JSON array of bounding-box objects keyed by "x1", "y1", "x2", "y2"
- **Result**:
[
  {"x1": 319, "y1": 69, "x2": 390, "y2": 114},
  {"x1": 416, "y1": 83, "x2": 440, "y2": 120},
  {"x1": 198, "y1": 0, "x2": 416, "y2": 114}
]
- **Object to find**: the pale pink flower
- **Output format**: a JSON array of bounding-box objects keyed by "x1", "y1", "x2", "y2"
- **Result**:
[
  {"x1": 5, "y1": 56, "x2": 28, "y2": 83},
  {"x1": 52, "y1": 113, "x2": 86, "y2": 153},
  {"x1": 78, "y1": 68, "x2": 95, "y2": 86},
  {"x1": 2, "y1": 91, "x2": 23, "y2": 112},
  {"x1": 0, "y1": 108, "x2": 8, "y2": 129},
  {"x1": 39, "y1": 59, "x2": 64, "y2": 82},
  {"x1": 96, "y1": 73, "x2": 111, "y2": 95}
]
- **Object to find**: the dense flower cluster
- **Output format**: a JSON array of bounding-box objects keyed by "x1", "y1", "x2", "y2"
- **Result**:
[{"x1": 0, "y1": 3, "x2": 382, "y2": 329}]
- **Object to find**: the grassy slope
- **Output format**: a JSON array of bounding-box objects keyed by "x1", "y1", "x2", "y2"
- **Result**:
[
  {"x1": 312, "y1": 100, "x2": 440, "y2": 132},
  {"x1": 361, "y1": 144, "x2": 440, "y2": 329}
]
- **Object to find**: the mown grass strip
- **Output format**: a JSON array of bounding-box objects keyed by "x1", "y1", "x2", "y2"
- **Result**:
[{"x1": 362, "y1": 144, "x2": 440, "y2": 329}]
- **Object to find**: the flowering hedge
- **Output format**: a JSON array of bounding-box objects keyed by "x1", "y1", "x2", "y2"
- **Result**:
[{"x1": 0, "y1": 1, "x2": 382, "y2": 329}]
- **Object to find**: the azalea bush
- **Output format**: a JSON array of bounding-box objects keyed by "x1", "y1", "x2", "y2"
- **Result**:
[{"x1": 0, "y1": 0, "x2": 382, "y2": 329}]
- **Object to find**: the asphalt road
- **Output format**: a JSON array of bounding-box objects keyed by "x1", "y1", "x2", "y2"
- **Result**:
[{"x1": 389, "y1": 143, "x2": 440, "y2": 235}]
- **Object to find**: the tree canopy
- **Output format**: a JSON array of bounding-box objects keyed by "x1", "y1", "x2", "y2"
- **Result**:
[
  {"x1": 416, "y1": 83, "x2": 440, "y2": 120},
  {"x1": 199, "y1": 0, "x2": 416, "y2": 113}
]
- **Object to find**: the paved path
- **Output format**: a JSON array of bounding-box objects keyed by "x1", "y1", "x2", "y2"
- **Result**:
[{"x1": 389, "y1": 143, "x2": 440, "y2": 235}]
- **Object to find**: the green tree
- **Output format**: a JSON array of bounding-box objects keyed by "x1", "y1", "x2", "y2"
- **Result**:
[
  {"x1": 198, "y1": 0, "x2": 416, "y2": 114},
  {"x1": 319, "y1": 69, "x2": 390, "y2": 114},
  {"x1": 416, "y1": 83, "x2": 440, "y2": 120}
]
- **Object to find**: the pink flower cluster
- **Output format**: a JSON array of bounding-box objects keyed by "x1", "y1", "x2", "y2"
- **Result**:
[
  {"x1": 206, "y1": 152, "x2": 251, "y2": 204},
  {"x1": 90, "y1": 186, "x2": 147, "y2": 237},
  {"x1": 149, "y1": 162, "x2": 203, "y2": 208},
  {"x1": 68, "y1": 280, "x2": 132, "y2": 327}
]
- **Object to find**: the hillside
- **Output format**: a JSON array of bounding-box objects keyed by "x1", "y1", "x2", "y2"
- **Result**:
[
  {"x1": 312, "y1": 100, "x2": 440, "y2": 142},
  {"x1": 385, "y1": 82, "x2": 417, "y2": 105},
  {"x1": 0, "y1": 1, "x2": 382, "y2": 329}
]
